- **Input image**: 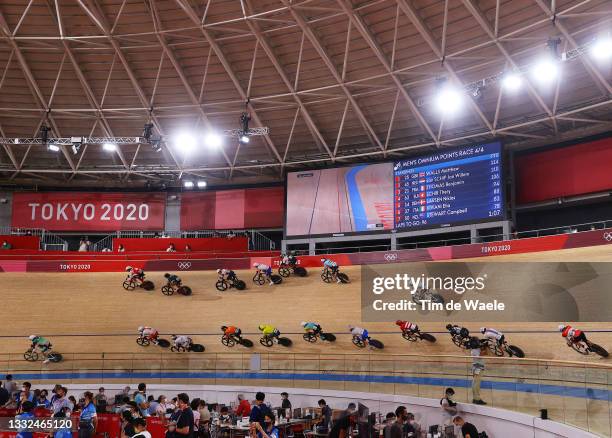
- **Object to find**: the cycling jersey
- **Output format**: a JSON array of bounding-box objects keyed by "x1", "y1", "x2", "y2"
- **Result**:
[
  {"x1": 167, "y1": 275, "x2": 181, "y2": 284},
  {"x1": 398, "y1": 322, "x2": 418, "y2": 332},
  {"x1": 33, "y1": 337, "x2": 51, "y2": 347},
  {"x1": 140, "y1": 327, "x2": 158, "y2": 339},
  {"x1": 562, "y1": 326, "x2": 583, "y2": 341},
  {"x1": 260, "y1": 325, "x2": 278, "y2": 336},
  {"x1": 482, "y1": 328, "x2": 503, "y2": 341},
  {"x1": 323, "y1": 259, "x2": 337, "y2": 268},
  {"x1": 255, "y1": 264, "x2": 272, "y2": 276},
  {"x1": 174, "y1": 336, "x2": 192, "y2": 347},
  {"x1": 303, "y1": 322, "x2": 320, "y2": 332},
  {"x1": 351, "y1": 327, "x2": 368, "y2": 340},
  {"x1": 224, "y1": 326, "x2": 240, "y2": 336},
  {"x1": 129, "y1": 268, "x2": 145, "y2": 280}
]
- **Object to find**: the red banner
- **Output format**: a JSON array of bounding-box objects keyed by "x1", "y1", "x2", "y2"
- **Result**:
[{"x1": 11, "y1": 192, "x2": 166, "y2": 231}]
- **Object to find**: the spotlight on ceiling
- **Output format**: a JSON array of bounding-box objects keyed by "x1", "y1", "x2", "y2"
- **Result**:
[
  {"x1": 47, "y1": 144, "x2": 60, "y2": 152},
  {"x1": 204, "y1": 132, "x2": 222, "y2": 149},
  {"x1": 183, "y1": 181, "x2": 194, "y2": 188},
  {"x1": 197, "y1": 180, "x2": 207, "y2": 188},
  {"x1": 70, "y1": 137, "x2": 83, "y2": 155},
  {"x1": 239, "y1": 134, "x2": 250, "y2": 144},
  {"x1": 103, "y1": 143, "x2": 117, "y2": 152},
  {"x1": 435, "y1": 84, "x2": 463, "y2": 115},
  {"x1": 175, "y1": 133, "x2": 197, "y2": 154},
  {"x1": 532, "y1": 58, "x2": 559, "y2": 84},
  {"x1": 501, "y1": 72, "x2": 523, "y2": 91},
  {"x1": 591, "y1": 37, "x2": 612, "y2": 60}
]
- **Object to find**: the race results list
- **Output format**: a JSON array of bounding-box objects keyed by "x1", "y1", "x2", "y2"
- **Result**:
[{"x1": 394, "y1": 142, "x2": 503, "y2": 230}]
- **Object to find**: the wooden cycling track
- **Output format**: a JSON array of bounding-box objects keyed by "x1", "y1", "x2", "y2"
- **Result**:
[{"x1": 0, "y1": 245, "x2": 610, "y2": 361}]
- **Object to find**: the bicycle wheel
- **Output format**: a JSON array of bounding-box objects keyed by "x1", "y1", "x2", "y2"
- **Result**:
[
  {"x1": 161, "y1": 285, "x2": 174, "y2": 296},
  {"x1": 369, "y1": 339, "x2": 384, "y2": 350},
  {"x1": 321, "y1": 270, "x2": 332, "y2": 283},
  {"x1": 171, "y1": 345, "x2": 185, "y2": 353},
  {"x1": 279, "y1": 267, "x2": 290, "y2": 277},
  {"x1": 177, "y1": 286, "x2": 192, "y2": 296},
  {"x1": 570, "y1": 342, "x2": 589, "y2": 355},
  {"x1": 260, "y1": 337, "x2": 273, "y2": 347},
  {"x1": 123, "y1": 280, "x2": 135, "y2": 291},
  {"x1": 215, "y1": 280, "x2": 228, "y2": 291},
  {"x1": 402, "y1": 331, "x2": 418, "y2": 342},
  {"x1": 588, "y1": 343, "x2": 609, "y2": 358},
  {"x1": 352, "y1": 336, "x2": 365, "y2": 348},
  {"x1": 420, "y1": 333, "x2": 437, "y2": 343},
  {"x1": 507, "y1": 345, "x2": 525, "y2": 358},
  {"x1": 221, "y1": 336, "x2": 236, "y2": 347},
  {"x1": 271, "y1": 274, "x2": 283, "y2": 284},
  {"x1": 337, "y1": 273, "x2": 349, "y2": 283},
  {"x1": 234, "y1": 280, "x2": 246, "y2": 290},
  {"x1": 136, "y1": 337, "x2": 150, "y2": 346},
  {"x1": 303, "y1": 333, "x2": 317, "y2": 343},
  {"x1": 451, "y1": 335, "x2": 464, "y2": 348},
  {"x1": 24, "y1": 350, "x2": 38, "y2": 362},
  {"x1": 253, "y1": 273, "x2": 265, "y2": 285}
]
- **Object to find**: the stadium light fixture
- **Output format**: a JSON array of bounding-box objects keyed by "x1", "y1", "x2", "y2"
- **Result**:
[
  {"x1": 532, "y1": 58, "x2": 559, "y2": 84},
  {"x1": 501, "y1": 72, "x2": 522, "y2": 91},
  {"x1": 174, "y1": 133, "x2": 197, "y2": 154},
  {"x1": 239, "y1": 134, "x2": 250, "y2": 144},
  {"x1": 47, "y1": 144, "x2": 60, "y2": 152},
  {"x1": 435, "y1": 85, "x2": 463, "y2": 115},
  {"x1": 591, "y1": 37, "x2": 612, "y2": 60},
  {"x1": 103, "y1": 143, "x2": 117, "y2": 152},
  {"x1": 183, "y1": 181, "x2": 194, "y2": 188},
  {"x1": 197, "y1": 181, "x2": 207, "y2": 188},
  {"x1": 204, "y1": 132, "x2": 222, "y2": 149}
]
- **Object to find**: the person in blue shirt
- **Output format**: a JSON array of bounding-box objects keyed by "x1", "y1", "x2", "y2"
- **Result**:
[
  {"x1": 78, "y1": 391, "x2": 98, "y2": 438},
  {"x1": 134, "y1": 383, "x2": 149, "y2": 417},
  {"x1": 36, "y1": 389, "x2": 51, "y2": 409},
  {"x1": 52, "y1": 407, "x2": 73, "y2": 438},
  {"x1": 252, "y1": 412, "x2": 279, "y2": 438},
  {"x1": 16, "y1": 400, "x2": 35, "y2": 438}
]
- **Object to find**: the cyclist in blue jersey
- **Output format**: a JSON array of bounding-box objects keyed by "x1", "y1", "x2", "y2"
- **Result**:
[{"x1": 320, "y1": 258, "x2": 341, "y2": 283}]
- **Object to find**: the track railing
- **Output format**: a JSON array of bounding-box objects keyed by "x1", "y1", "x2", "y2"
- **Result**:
[{"x1": 1, "y1": 352, "x2": 609, "y2": 436}]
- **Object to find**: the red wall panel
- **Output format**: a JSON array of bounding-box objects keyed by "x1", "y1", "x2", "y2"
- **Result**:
[
  {"x1": 11, "y1": 192, "x2": 166, "y2": 231},
  {"x1": 0, "y1": 235, "x2": 40, "y2": 250},
  {"x1": 515, "y1": 137, "x2": 612, "y2": 204},
  {"x1": 113, "y1": 237, "x2": 248, "y2": 252},
  {"x1": 244, "y1": 187, "x2": 285, "y2": 228},
  {"x1": 181, "y1": 187, "x2": 284, "y2": 230}
]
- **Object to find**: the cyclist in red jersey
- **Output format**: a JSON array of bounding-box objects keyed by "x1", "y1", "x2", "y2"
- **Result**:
[
  {"x1": 559, "y1": 324, "x2": 588, "y2": 344},
  {"x1": 396, "y1": 320, "x2": 419, "y2": 334}
]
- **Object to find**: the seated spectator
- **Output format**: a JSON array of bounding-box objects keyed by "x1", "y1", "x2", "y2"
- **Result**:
[
  {"x1": 132, "y1": 417, "x2": 151, "y2": 438},
  {"x1": 94, "y1": 387, "x2": 106, "y2": 406},
  {"x1": 118, "y1": 244, "x2": 126, "y2": 253},
  {"x1": 68, "y1": 396, "x2": 77, "y2": 411},
  {"x1": 102, "y1": 248, "x2": 111, "y2": 252},
  {"x1": 1, "y1": 240, "x2": 12, "y2": 250},
  {"x1": 227, "y1": 231, "x2": 236, "y2": 239},
  {"x1": 453, "y1": 416, "x2": 479, "y2": 438},
  {"x1": 78, "y1": 239, "x2": 88, "y2": 252},
  {"x1": 147, "y1": 395, "x2": 159, "y2": 417},
  {"x1": 155, "y1": 395, "x2": 172, "y2": 417},
  {"x1": 185, "y1": 244, "x2": 192, "y2": 252},
  {"x1": 166, "y1": 243, "x2": 176, "y2": 253},
  {"x1": 36, "y1": 389, "x2": 50, "y2": 409}
]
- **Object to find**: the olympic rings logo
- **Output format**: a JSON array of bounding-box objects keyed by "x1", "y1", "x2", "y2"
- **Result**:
[
  {"x1": 604, "y1": 232, "x2": 612, "y2": 242},
  {"x1": 177, "y1": 262, "x2": 192, "y2": 270},
  {"x1": 384, "y1": 253, "x2": 398, "y2": 262}
]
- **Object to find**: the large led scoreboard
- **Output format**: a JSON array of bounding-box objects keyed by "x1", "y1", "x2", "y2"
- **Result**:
[
  {"x1": 285, "y1": 141, "x2": 505, "y2": 237},
  {"x1": 393, "y1": 141, "x2": 504, "y2": 230}
]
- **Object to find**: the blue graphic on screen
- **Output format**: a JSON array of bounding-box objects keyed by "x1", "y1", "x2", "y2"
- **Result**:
[{"x1": 394, "y1": 142, "x2": 503, "y2": 229}]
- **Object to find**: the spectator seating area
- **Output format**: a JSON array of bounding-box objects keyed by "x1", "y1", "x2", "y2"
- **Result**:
[{"x1": 112, "y1": 237, "x2": 249, "y2": 252}]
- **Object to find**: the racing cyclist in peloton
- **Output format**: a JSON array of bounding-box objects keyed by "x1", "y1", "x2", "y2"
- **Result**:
[
  {"x1": 559, "y1": 324, "x2": 589, "y2": 346},
  {"x1": 221, "y1": 325, "x2": 243, "y2": 342},
  {"x1": 171, "y1": 335, "x2": 193, "y2": 351},
  {"x1": 28, "y1": 335, "x2": 53, "y2": 364},
  {"x1": 217, "y1": 268, "x2": 237, "y2": 284},
  {"x1": 164, "y1": 273, "x2": 182, "y2": 287},
  {"x1": 349, "y1": 325, "x2": 369, "y2": 346},
  {"x1": 126, "y1": 266, "x2": 146, "y2": 285},
  {"x1": 301, "y1": 321, "x2": 322, "y2": 336},
  {"x1": 253, "y1": 263, "x2": 274, "y2": 285},
  {"x1": 281, "y1": 252, "x2": 298, "y2": 267},
  {"x1": 480, "y1": 327, "x2": 505, "y2": 347},
  {"x1": 137, "y1": 326, "x2": 159, "y2": 345},
  {"x1": 258, "y1": 324, "x2": 281, "y2": 343},
  {"x1": 446, "y1": 324, "x2": 470, "y2": 339},
  {"x1": 396, "y1": 320, "x2": 419, "y2": 335},
  {"x1": 321, "y1": 258, "x2": 341, "y2": 283}
]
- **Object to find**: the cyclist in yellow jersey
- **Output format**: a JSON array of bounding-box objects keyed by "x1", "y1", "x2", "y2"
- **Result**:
[{"x1": 258, "y1": 324, "x2": 280, "y2": 343}]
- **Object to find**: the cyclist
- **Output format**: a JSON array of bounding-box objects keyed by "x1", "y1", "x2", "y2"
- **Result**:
[
  {"x1": 396, "y1": 320, "x2": 419, "y2": 335},
  {"x1": 559, "y1": 324, "x2": 588, "y2": 345},
  {"x1": 171, "y1": 335, "x2": 193, "y2": 350},
  {"x1": 320, "y1": 258, "x2": 341, "y2": 283},
  {"x1": 217, "y1": 268, "x2": 237, "y2": 283},
  {"x1": 480, "y1": 327, "x2": 505, "y2": 347},
  {"x1": 258, "y1": 324, "x2": 281, "y2": 343},
  {"x1": 126, "y1": 266, "x2": 145, "y2": 284},
  {"x1": 280, "y1": 253, "x2": 298, "y2": 267},
  {"x1": 253, "y1": 262, "x2": 274, "y2": 285},
  {"x1": 301, "y1": 321, "x2": 322, "y2": 336},
  {"x1": 446, "y1": 324, "x2": 470, "y2": 339},
  {"x1": 164, "y1": 273, "x2": 182, "y2": 288},
  {"x1": 221, "y1": 325, "x2": 242, "y2": 341},
  {"x1": 137, "y1": 326, "x2": 159, "y2": 345},
  {"x1": 28, "y1": 335, "x2": 52, "y2": 364},
  {"x1": 349, "y1": 325, "x2": 369, "y2": 346}
]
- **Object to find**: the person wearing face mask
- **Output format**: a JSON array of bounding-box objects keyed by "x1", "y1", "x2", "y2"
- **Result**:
[
  {"x1": 440, "y1": 388, "x2": 458, "y2": 426},
  {"x1": 394, "y1": 406, "x2": 415, "y2": 438},
  {"x1": 405, "y1": 413, "x2": 420, "y2": 436},
  {"x1": 251, "y1": 412, "x2": 279, "y2": 438}
]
